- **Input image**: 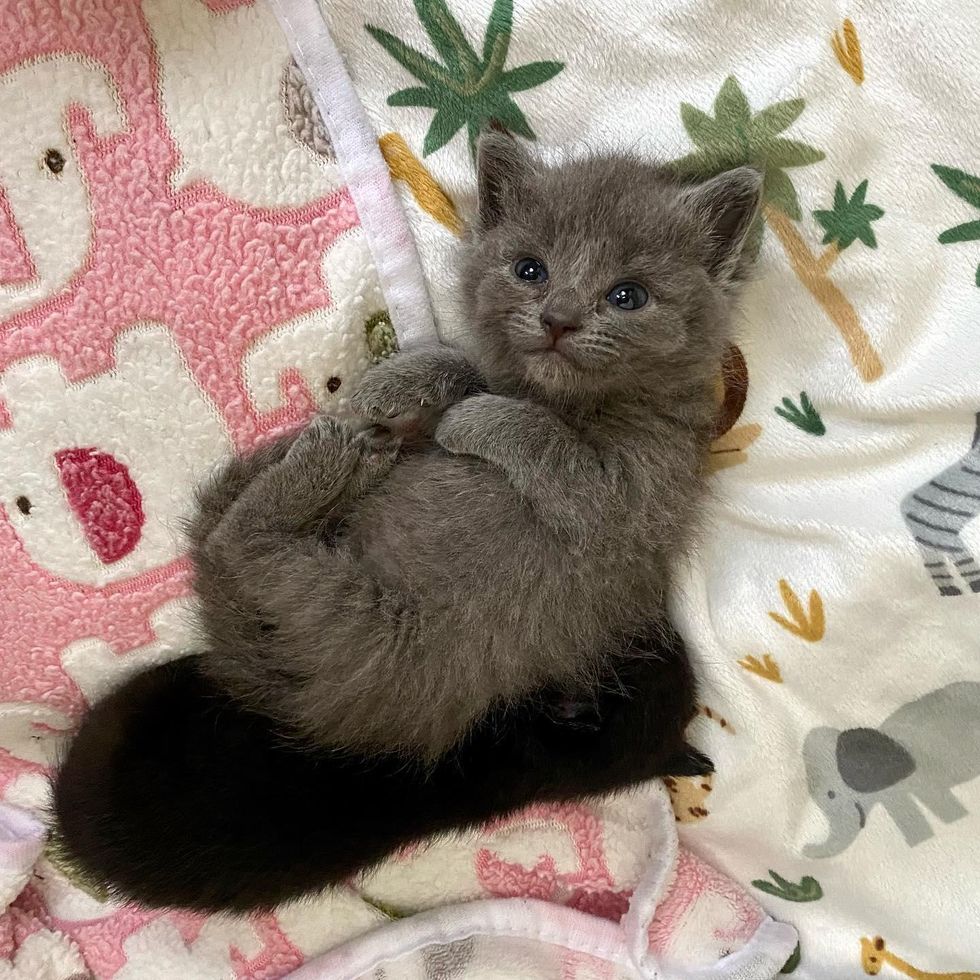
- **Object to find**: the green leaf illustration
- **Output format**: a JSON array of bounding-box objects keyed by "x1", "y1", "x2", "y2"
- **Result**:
[
  {"x1": 501, "y1": 60, "x2": 564, "y2": 91},
  {"x1": 365, "y1": 26, "x2": 453, "y2": 88},
  {"x1": 933, "y1": 163, "x2": 980, "y2": 286},
  {"x1": 367, "y1": 0, "x2": 563, "y2": 158},
  {"x1": 774, "y1": 392, "x2": 825, "y2": 436},
  {"x1": 765, "y1": 167, "x2": 803, "y2": 223},
  {"x1": 933, "y1": 164, "x2": 980, "y2": 209},
  {"x1": 938, "y1": 219, "x2": 980, "y2": 245},
  {"x1": 414, "y1": 0, "x2": 480, "y2": 74},
  {"x1": 752, "y1": 869, "x2": 824, "y2": 902},
  {"x1": 714, "y1": 75, "x2": 751, "y2": 129},
  {"x1": 483, "y1": 0, "x2": 513, "y2": 64},
  {"x1": 387, "y1": 86, "x2": 441, "y2": 108},
  {"x1": 751, "y1": 98, "x2": 804, "y2": 139},
  {"x1": 423, "y1": 104, "x2": 467, "y2": 156},
  {"x1": 781, "y1": 942, "x2": 802, "y2": 974},
  {"x1": 813, "y1": 179, "x2": 884, "y2": 249},
  {"x1": 680, "y1": 103, "x2": 723, "y2": 150},
  {"x1": 673, "y1": 76, "x2": 825, "y2": 223}
]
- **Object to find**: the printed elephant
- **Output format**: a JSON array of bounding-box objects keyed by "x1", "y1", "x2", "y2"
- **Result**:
[
  {"x1": 0, "y1": 327, "x2": 230, "y2": 585},
  {"x1": 802, "y1": 681, "x2": 980, "y2": 858},
  {"x1": 0, "y1": 55, "x2": 126, "y2": 318},
  {"x1": 143, "y1": 0, "x2": 340, "y2": 207}
]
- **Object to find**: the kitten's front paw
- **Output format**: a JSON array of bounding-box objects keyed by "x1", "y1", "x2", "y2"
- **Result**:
[
  {"x1": 351, "y1": 346, "x2": 481, "y2": 436},
  {"x1": 434, "y1": 394, "x2": 505, "y2": 455}
]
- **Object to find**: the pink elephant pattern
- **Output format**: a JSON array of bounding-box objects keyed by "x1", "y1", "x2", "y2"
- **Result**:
[{"x1": 0, "y1": 0, "x2": 371, "y2": 973}]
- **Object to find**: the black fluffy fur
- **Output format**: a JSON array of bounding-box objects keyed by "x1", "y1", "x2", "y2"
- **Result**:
[{"x1": 52, "y1": 625, "x2": 709, "y2": 913}]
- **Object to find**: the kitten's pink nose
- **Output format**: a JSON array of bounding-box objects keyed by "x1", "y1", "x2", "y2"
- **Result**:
[{"x1": 541, "y1": 312, "x2": 579, "y2": 344}]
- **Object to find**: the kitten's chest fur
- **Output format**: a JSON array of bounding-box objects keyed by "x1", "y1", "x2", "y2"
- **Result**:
[{"x1": 345, "y1": 389, "x2": 711, "y2": 648}]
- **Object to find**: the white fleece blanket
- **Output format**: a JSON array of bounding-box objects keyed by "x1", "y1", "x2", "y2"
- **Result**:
[
  {"x1": 318, "y1": 0, "x2": 980, "y2": 976},
  {"x1": 0, "y1": 0, "x2": 976, "y2": 976}
]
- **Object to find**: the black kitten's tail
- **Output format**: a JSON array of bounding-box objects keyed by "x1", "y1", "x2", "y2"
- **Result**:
[{"x1": 52, "y1": 629, "x2": 709, "y2": 913}]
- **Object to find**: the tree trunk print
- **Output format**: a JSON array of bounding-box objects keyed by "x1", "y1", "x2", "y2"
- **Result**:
[{"x1": 764, "y1": 204, "x2": 883, "y2": 382}]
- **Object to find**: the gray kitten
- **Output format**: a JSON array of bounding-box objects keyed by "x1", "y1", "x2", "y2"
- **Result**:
[{"x1": 192, "y1": 134, "x2": 761, "y2": 762}]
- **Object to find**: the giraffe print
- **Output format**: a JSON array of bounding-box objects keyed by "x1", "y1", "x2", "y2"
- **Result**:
[{"x1": 861, "y1": 935, "x2": 980, "y2": 978}]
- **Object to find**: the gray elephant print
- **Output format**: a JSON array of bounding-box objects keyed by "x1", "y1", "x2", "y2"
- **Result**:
[
  {"x1": 803, "y1": 681, "x2": 980, "y2": 858},
  {"x1": 901, "y1": 412, "x2": 980, "y2": 596}
]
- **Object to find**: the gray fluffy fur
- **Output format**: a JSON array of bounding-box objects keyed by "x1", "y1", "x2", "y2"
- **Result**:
[{"x1": 192, "y1": 135, "x2": 762, "y2": 761}]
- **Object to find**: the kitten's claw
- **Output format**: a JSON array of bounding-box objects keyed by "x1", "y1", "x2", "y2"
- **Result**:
[{"x1": 350, "y1": 346, "x2": 483, "y2": 435}]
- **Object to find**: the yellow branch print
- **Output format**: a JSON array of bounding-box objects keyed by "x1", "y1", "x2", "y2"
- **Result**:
[
  {"x1": 379, "y1": 133, "x2": 463, "y2": 235},
  {"x1": 764, "y1": 203, "x2": 884, "y2": 382},
  {"x1": 768, "y1": 579, "x2": 825, "y2": 642},
  {"x1": 738, "y1": 653, "x2": 782, "y2": 683},
  {"x1": 832, "y1": 19, "x2": 865, "y2": 84}
]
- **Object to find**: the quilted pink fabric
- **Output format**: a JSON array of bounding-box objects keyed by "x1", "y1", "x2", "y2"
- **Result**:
[{"x1": 0, "y1": 0, "x2": 392, "y2": 973}]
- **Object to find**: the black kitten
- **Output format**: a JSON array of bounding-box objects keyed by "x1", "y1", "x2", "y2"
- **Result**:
[{"x1": 52, "y1": 625, "x2": 709, "y2": 913}]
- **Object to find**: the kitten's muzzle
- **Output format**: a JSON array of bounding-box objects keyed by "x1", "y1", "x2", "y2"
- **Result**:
[{"x1": 540, "y1": 310, "x2": 581, "y2": 346}]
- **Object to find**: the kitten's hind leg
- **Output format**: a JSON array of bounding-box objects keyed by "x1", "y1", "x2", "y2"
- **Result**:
[
  {"x1": 455, "y1": 624, "x2": 710, "y2": 816},
  {"x1": 207, "y1": 416, "x2": 397, "y2": 559},
  {"x1": 187, "y1": 434, "x2": 298, "y2": 550},
  {"x1": 51, "y1": 624, "x2": 707, "y2": 913}
]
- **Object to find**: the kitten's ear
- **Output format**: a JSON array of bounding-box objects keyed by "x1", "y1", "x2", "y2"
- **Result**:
[
  {"x1": 476, "y1": 130, "x2": 533, "y2": 228},
  {"x1": 682, "y1": 167, "x2": 764, "y2": 283}
]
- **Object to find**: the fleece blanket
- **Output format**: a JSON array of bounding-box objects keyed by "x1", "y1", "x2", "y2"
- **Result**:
[
  {"x1": 318, "y1": 0, "x2": 980, "y2": 976},
  {"x1": 0, "y1": 0, "x2": 796, "y2": 978}
]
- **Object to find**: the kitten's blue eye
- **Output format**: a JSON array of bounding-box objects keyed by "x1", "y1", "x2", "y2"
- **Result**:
[
  {"x1": 606, "y1": 282, "x2": 649, "y2": 310},
  {"x1": 514, "y1": 257, "x2": 548, "y2": 283}
]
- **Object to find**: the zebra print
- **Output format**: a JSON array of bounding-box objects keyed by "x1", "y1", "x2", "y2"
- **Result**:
[{"x1": 901, "y1": 413, "x2": 980, "y2": 596}]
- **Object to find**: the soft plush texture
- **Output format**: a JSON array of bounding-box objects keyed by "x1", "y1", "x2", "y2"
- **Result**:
[
  {"x1": 0, "y1": 0, "x2": 401, "y2": 973},
  {"x1": 321, "y1": 0, "x2": 980, "y2": 975},
  {"x1": 288, "y1": 782, "x2": 796, "y2": 980},
  {"x1": 0, "y1": 0, "x2": 796, "y2": 978},
  {"x1": 6, "y1": 0, "x2": 977, "y2": 975}
]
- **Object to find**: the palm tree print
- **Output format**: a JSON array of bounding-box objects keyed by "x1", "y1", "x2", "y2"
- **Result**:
[
  {"x1": 932, "y1": 164, "x2": 980, "y2": 287},
  {"x1": 813, "y1": 180, "x2": 884, "y2": 251},
  {"x1": 366, "y1": 0, "x2": 563, "y2": 158},
  {"x1": 674, "y1": 77, "x2": 884, "y2": 382}
]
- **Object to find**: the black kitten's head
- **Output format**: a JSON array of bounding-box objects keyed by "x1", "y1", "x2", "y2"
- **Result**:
[{"x1": 462, "y1": 133, "x2": 762, "y2": 403}]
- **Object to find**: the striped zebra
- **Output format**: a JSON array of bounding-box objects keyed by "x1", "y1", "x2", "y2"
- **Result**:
[{"x1": 901, "y1": 413, "x2": 980, "y2": 596}]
